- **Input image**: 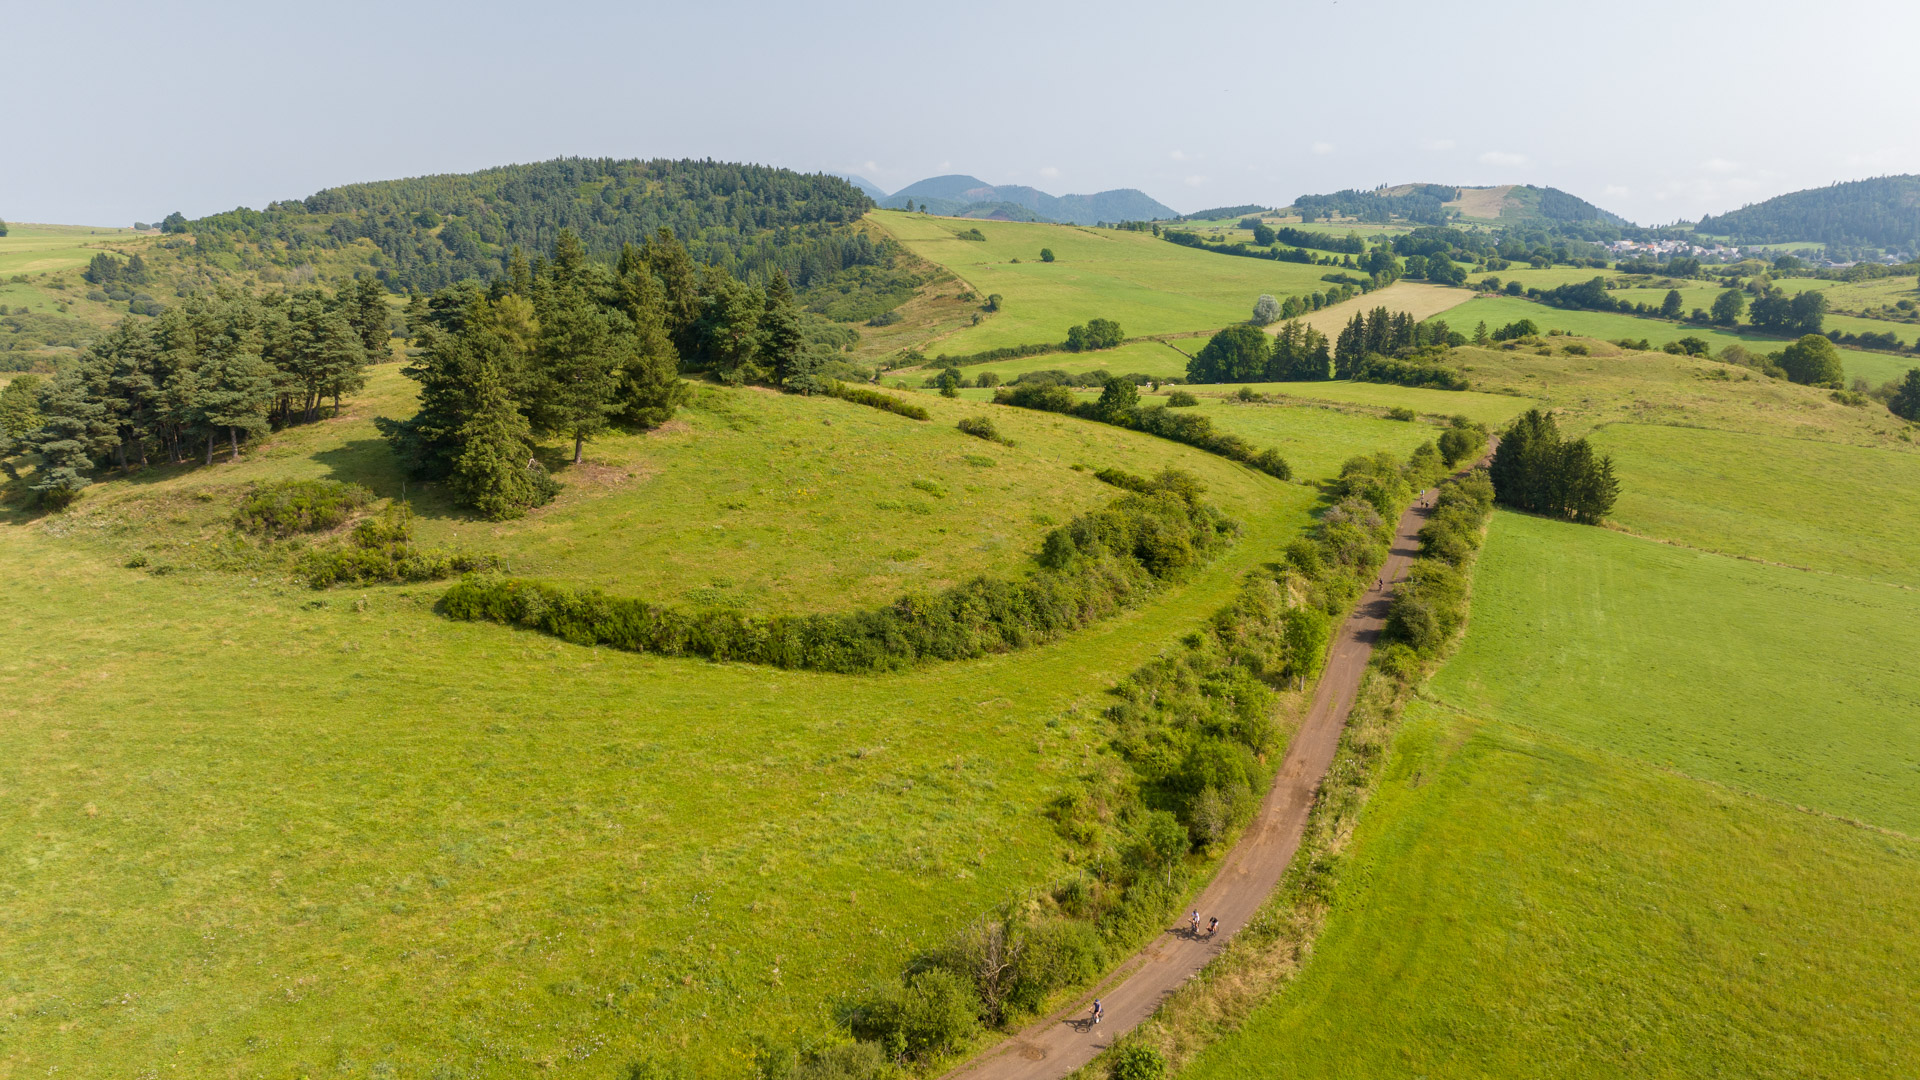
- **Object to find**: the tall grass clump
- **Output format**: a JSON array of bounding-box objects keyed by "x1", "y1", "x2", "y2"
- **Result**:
[{"x1": 233, "y1": 479, "x2": 372, "y2": 536}]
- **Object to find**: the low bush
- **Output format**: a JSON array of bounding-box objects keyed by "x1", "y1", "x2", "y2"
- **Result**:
[
  {"x1": 442, "y1": 473, "x2": 1237, "y2": 673},
  {"x1": 299, "y1": 505, "x2": 497, "y2": 588},
  {"x1": 1109, "y1": 1044, "x2": 1169, "y2": 1080},
  {"x1": 1094, "y1": 467, "x2": 1152, "y2": 492},
  {"x1": 825, "y1": 380, "x2": 930, "y2": 420},
  {"x1": 1386, "y1": 406, "x2": 1417, "y2": 421},
  {"x1": 956, "y1": 415, "x2": 1012, "y2": 445},
  {"x1": 234, "y1": 479, "x2": 373, "y2": 536},
  {"x1": 1351, "y1": 353, "x2": 1469, "y2": 391},
  {"x1": 1165, "y1": 390, "x2": 1199, "y2": 407}
]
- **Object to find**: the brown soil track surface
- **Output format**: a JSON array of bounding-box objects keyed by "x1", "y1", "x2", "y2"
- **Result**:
[{"x1": 942, "y1": 447, "x2": 1493, "y2": 1080}]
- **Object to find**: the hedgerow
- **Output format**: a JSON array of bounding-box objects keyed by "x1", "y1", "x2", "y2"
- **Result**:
[
  {"x1": 441, "y1": 471, "x2": 1236, "y2": 673},
  {"x1": 825, "y1": 380, "x2": 930, "y2": 420},
  {"x1": 993, "y1": 383, "x2": 1293, "y2": 480}
]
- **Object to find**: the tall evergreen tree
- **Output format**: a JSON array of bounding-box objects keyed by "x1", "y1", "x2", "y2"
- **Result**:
[
  {"x1": 26, "y1": 369, "x2": 117, "y2": 506},
  {"x1": 1889, "y1": 368, "x2": 1920, "y2": 422},
  {"x1": 612, "y1": 244, "x2": 691, "y2": 422},
  {"x1": 760, "y1": 271, "x2": 813, "y2": 390},
  {"x1": 692, "y1": 266, "x2": 765, "y2": 384},
  {"x1": 194, "y1": 346, "x2": 277, "y2": 463},
  {"x1": 348, "y1": 277, "x2": 391, "y2": 358},
  {"x1": 643, "y1": 227, "x2": 704, "y2": 360},
  {"x1": 449, "y1": 358, "x2": 555, "y2": 520},
  {"x1": 531, "y1": 287, "x2": 622, "y2": 463}
]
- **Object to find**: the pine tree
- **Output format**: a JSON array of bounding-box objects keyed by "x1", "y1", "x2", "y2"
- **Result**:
[
  {"x1": 643, "y1": 227, "x2": 703, "y2": 359},
  {"x1": 449, "y1": 358, "x2": 555, "y2": 520},
  {"x1": 532, "y1": 287, "x2": 622, "y2": 463},
  {"x1": 693, "y1": 267, "x2": 765, "y2": 384},
  {"x1": 1889, "y1": 368, "x2": 1920, "y2": 422},
  {"x1": 26, "y1": 369, "x2": 117, "y2": 507},
  {"x1": 195, "y1": 347, "x2": 277, "y2": 464},
  {"x1": 760, "y1": 271, "x2": 812, "y2": 390},
  {"x1": 0, "y1": 373, "x2": 44, "y2": 454},
  {"x1": 612, "y1": 247, "x2": 690, "y2": 423},
  {"x1": 348, "y1": 277, "x2": 391, "y2": 358}
]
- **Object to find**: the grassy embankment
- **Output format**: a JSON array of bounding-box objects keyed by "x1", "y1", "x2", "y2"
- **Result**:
[{"x1": 0, "y1": 360, "x2": 1459, "y2": 1074}]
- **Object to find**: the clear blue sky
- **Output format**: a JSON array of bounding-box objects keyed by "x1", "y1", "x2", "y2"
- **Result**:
[{"x1": 8, "y1": 0, "x2": 1918, "y2": 227}]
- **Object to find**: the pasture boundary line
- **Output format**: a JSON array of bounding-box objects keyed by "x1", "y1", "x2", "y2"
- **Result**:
[{"x1": 939, "y1": 449, "x2": 1494, "y2": 1080}]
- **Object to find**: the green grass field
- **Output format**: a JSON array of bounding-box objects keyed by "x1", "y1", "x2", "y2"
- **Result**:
[
  {"x1": 0, "y1": 222, "x2": 150, "y2": 277},
  {"x1": 59, "y1": 364, "x2": 1311, "y2": 615},
  {"x1": 1591, "y1": 422, "x2": 1920, "y2": 587},
  {"x1": 1431, "y1": 511, "x2": 1920, "y2": 833},
  {"x1": 7, "y1": 349, "x2": 1491, "y2": 1073},
  {"x1": 1183, "y1": 707, "x2": 1920, "y2": 1080},
  {"x1": 1447, "y1": 294, "x2": 1913, "y2": 385},
  {"x1": 872, "y1": 212, "x2": 1339, "y2": 354}
]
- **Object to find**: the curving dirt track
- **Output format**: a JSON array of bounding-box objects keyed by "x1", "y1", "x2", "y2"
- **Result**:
[{"x1": 943, "y1": 452, "x2": 1491, "y2": 1080}]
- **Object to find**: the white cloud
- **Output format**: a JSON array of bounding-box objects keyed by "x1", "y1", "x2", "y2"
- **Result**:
[
  {"x1": 1419, "y1": 138, "x2": 1456, "y2": 152},
  {"x1": 1603, "y1": 184, "x2": 1631, "y2": 198},
  {"x1": 1479, "y1": 150, "x2": 1528, "y2": 167},
  {"x1": 1039, "y1": 165, "x2": 1060, "y2": 179},
  {"x1": 937, "y1": 160, "x2": 952, "y2": 171},
  {"x1": 1169, "y1": 149, "x2": 1187, "y2": 161},
  {"x1": 1184, "y1": 175, "x2": 1208, "y2": 187},
  {"x1": 1311, "y1": 141, "x2": 1335, "y2": 156},
  {"x1": 862, "y1": 161, "x2": 878, "y2": 174}
]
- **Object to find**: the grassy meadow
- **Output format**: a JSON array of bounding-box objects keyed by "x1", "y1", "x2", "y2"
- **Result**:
[
  {"x1": 4, "y1": 346, "x2": 1502, "y2": 1073},
  {"x1": 1182, "y1": 707, "x2": 1920, "y2": 1080},
  {"x1": 1590, "y1": 422, "x2": 1920, "y2": 586},
  {"x1": 870, "y1": 212, "x2": 1339, "y2": 354},
  {"x1": 1446, "y1": 294, "x2": 1912, "y2": 385},
  {"x1": 0, "y1": 222, "x2": 151, "y2": 277},
  {"x1": 1431, "y1": 511, "x2": 1920, "y2": 833},
  {"x1": 56, "y1": 363, "x2": 1313, "y2": 615}
]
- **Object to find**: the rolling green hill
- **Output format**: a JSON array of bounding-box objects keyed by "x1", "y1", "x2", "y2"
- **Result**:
[{"x1": 1695, "y1": 174, "x2": 1920, "y2": 253}]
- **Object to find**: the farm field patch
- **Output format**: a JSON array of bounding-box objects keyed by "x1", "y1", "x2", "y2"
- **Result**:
[
  {"x1": 1183, "y1": 708, "x2": 1920, "y2": 1080},
  {"x1": 1448, "y1": 294, "x2": 1910, "y2": 385},
  {"x1": 1590, "y1": 422, "x2": 1920, "y2": 587},
  {"x1": 1431, "y1": 511, "x2": 1920, "y2": 833},
  {"x1": 872, "y1": 211, "x2": 1338, "y2": 354},
  {"x1": 0, "y1": 222, "x2": 150, "y2": 277}
]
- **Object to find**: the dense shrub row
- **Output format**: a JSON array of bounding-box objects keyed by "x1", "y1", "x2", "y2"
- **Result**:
[
  {"x1": 1379, "y1": 470, "x2": 1495, "y2": 670},
  {"x1": 843, "y1": 446, "x2": 1448, "y2": 1068},
  {"x1": 440, "y1": 472, "x2": 1236, "y2": 673},
  {"x1": 298, "y1": 506, "x2": 497, "y2": 588},
  {"x1": 994, "y1": 380, "x2": 1292, "y2": 480},
  {"x1": 233, "y1": 479, "x2": 372, "y2": 537},
  {"x1": 930, "y1": 341, "x2": 1063, "y2": 368},
  {"x1": 1350, "y1": 352, "x2": 1471, "y2": 390},
  {"x1": 825, "y1": 380, "x2": 930, "y2": 420}
]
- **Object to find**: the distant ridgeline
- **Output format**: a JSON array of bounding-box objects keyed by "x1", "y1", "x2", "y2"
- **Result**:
[
  {"x1": 187, "y1": 158, "x2": 883, "y2": 293},
  {"x1": 1694, "y1": 175, "x2": 1920, "y2": 253},
  {"x1": 1293, "y1": 183, "x2": 1631, "y2": 238},
  {"x1": 874, "y1": 174, "x2": 1178, "y2": 226}
]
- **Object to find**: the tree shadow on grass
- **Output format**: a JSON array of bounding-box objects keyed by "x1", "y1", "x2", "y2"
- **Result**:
[{"x1": 310, "y1": 439, "x2": 474, "y2": 521}]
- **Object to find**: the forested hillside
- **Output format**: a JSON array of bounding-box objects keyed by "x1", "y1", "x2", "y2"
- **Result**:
[
  {"x1": 1694, "y1": 175, "x2": 1920, "y2": 252},
  {"x1": 190, "y1": 158, "x2": 882, "y2": 293},
  {"x1": 1294, "y1": 184, "x2": 1629, "y2": 232}
]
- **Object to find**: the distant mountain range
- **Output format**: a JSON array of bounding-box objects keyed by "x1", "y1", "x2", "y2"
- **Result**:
[
  {"x1": 838, "y1": 173, "x2": 1178, "y2": 226},
  {"x1": 1693, "y1": 175, "x2": 1920, "y2": 254}
]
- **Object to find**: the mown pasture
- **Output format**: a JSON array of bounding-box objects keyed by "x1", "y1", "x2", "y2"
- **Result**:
[
  {"x1": 0, "y1": 222, "x2": 150, "y2": 277},
  {"x1": 871, "y1": 211, "x2": 1338, "y2": 354},
  {"x1": 1183, "y1": 707, "x2": 1920, "y2": 1080},
  {"x1": 1590, "y1": 422, "x2": 1920, "y2": 587},
  {"x1": 1431, "y1": 511, "x2": 1920, "y2": 833},
  {"x1": 1447, "y1": 294, "x2": 1911, "y2": 385}
]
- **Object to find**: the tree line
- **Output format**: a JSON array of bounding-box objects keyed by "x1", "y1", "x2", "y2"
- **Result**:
[
  {"x1": 1489, "y1": 409, "x2": 1619, "y2": 524},
  {"x1": 1, "y1": 279, "x2": 389, "y2": 506}
]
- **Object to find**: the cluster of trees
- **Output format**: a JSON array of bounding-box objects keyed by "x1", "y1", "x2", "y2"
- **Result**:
[
  {"x1": 1890, "y1": 368, "x2": 1920, "y2": 420},
  {"x1": 1185, "y1": 322, "x2": 1331, "y2": 382},
  {"x1": 1, "y1": 281, "x2": 388, "y2": 506},
  {"x1": 1274, "y1": 226, "x2": 1365, "y2": 254},
  {"x1": 1250, "y1": 282, "x2": 1360, "y2": 325},
  {"x1": 1064, "y1": 318, "x2": 1123, "y2": 351},
  {"x1": 1333, "y1": 307, "x2": 1460, "y2": 375},
  {"x1": 1294, "y1": 186, "x2": 1455, "y2": 225},
  {"x1": 1695, "y1": 176, "x2": 1920, "y2": 253},
  {"x1": 1489, "y1": 409, "x2": 1619, "y2": 524},
  {"x1": 83, "y1": 252, "x2": 150, "y2": 287},
  {"x1": 1748, "y1": 286, "x2": 1829, "y2": 336},
  {"x1": 379, "y1": 229, "x2": 789, "y2": 518},
  {"x1": 190, "y1": 158, "x2": 882, "y2": 296},
  {"x1": 1161, "y1": 228, "x2": 1324, "y2": 265}
]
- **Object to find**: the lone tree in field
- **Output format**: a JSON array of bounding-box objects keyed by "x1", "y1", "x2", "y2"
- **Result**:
[
  {"x1": 1660, "y1": 289, "x2": 1684, "y2": 319},
  {"x1": 1777, "y1": 334, "x2": 1844, "y2": 388},
  {"x1": 1039, "y1": 248, "x2": 1056, "y2": 263},
  {"x1": 1187, "y1": 325, "x2": 1271, "y2": 382},
  {"x1": 1710, "y1": 288, "x2": 1746, "y2": 326},
  {"x1": 1252, "y1": 294, "x2": 1282, "y2": 325}
]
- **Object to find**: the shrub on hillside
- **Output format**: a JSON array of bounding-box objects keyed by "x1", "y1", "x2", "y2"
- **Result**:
[
  {"x1": 299, "y1": 505, "x2": 496, "y2": 588},
  {"x1": 1166, "y1": 390, "x2": 1199, "y2": 407},
  {"x1": 956, "y1": 415, "x2": 1012, "y2": 445},
  {"x1": 825, "y1": 380, "x2": 930, "y2": 420},
  {"x1": 234, "y1": 479, "x2": 372, "y2": 536}
]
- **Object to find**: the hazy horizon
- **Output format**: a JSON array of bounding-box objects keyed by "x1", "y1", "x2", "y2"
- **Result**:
[{"x1": 8, "y1": 0, "x2": 1918, "y2": 228}]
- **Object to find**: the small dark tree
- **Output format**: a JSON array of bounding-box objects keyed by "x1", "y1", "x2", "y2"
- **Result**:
[
  {"x1": 1039, "y1": 248, "x2": 1056, "y2": 263},
  {"x1": 1096, "y1": 376, "x2": 1139, "y2": 423},
  {"x1": 1887, "y1": 368, "x2": 1920, "y2": 421},
  {"x1": 1710, "y1": 288, "x2": 1746, "y2": 327},
  {"x1": 1188, "y1": 325, "x2": 1271, "y2": 382},
  {"x1": 1660, "y1": 289, "x2": 1683, "y2": 318},
  {"x1": 1251, "y1": 223, "x2": 1276, "y2": 246},
  {"x1": 1778, "y1": 334, "x2": 1844, "y2": 388},
  {"x1": 936, "y1": 367, "x2": 961, "y2": 397},
  {"x1": 449, "y1": 359, "x2": 556, "y2": 520}
]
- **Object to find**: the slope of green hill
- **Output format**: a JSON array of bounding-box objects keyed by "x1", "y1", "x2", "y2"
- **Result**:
[
  {"x1": 881, "y1": 175, "x2": 1178, "y2": 225},
  {"x1": 1695, "y1": 175, "x2": 1920, "y2": 252},
  {"x1": 1291, "y1": 183, "x2": 1629, "y2": 230}
]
